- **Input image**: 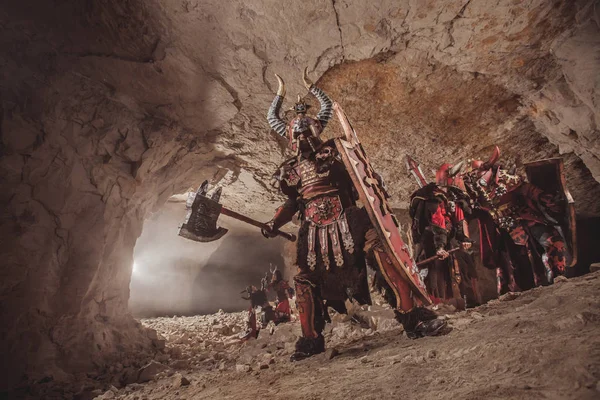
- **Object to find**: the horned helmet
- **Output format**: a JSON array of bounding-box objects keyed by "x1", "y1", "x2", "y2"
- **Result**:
[
  {"x1": 267, "y1": 68, "x2": 333, "y2": 155},
  {"x1": 436, "y1": 162, "x2": 466, "y2": 190},
  {"x1": 466, "y1": 146, "x2": 501, "y2": 187}
]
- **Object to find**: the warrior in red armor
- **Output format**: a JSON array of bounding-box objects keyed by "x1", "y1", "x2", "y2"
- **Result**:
[
  {"x1": 266, "y1": 266, "x2": 294, "y2": 324},
  {"x1": 240, "y1": 268, "x2": 293, "y2": 340},
  {"x1": 409, "y1": 162, "x2": 482, "y2": 307},
  {"x1": 462, "y1": 146, "x2": 573, "y2": 294},
  {"x1": 264, "y1": 69, "x2": 446, "y2": 360}
]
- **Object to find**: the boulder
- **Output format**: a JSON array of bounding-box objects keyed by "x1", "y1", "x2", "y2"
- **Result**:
[
  {"x1": 137, "y1": 361, "x2": 169, "y2": 383},
  {"x1": 172, "y1": 373, "x2": 191, "y2": 388}
]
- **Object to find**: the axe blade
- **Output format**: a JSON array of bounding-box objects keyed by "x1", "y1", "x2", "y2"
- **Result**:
[
  {"x1": 178, "y1": 225, "x2": 228, "y2": 242},
  {"x1": 179, "y1": 182, "x2": 297, "y2": 243},
  {"x1": 178, "y1": 184, "x2": 228, "y2": 243}
]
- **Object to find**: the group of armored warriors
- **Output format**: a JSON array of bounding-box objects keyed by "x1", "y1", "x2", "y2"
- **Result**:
[
  {"x1": 244, "y1": 69, "x2": 575, "y2": 362},
  {"x1": 240, "y1": 266, "x2": 294, "y2": 340}
]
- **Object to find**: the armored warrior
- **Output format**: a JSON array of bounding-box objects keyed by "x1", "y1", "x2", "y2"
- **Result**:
[
  {"x1": 266, "y1": 266, "x2": 294, "y2": 324},
  {"x1": 462, "y1": 146, "x2": 576, "y2": 293},
  {"x1": 263, "y1": 69, "x2": 446, "y2": 361},
  {"x1": 240, "y1": 268, "x2": 294, "y2": 340},
  {"x1": 239, "y1": 285, "x2": 269, "y2": 340},
  {"x1": 409, "y1": 161, "x2": 482, "y2": 307}
]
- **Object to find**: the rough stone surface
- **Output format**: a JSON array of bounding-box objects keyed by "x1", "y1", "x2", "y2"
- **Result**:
[
  {"x1": 171, "y1": 373, "x2": 190, "y2": 388},
  {"x1": 136, "y1": 361, "x2": 169, "y2": 383},
  {"x1": 1, "y1": 0, "x2": 600, "y2": 391},
  {"x1": 20, "y1": 271, "x2": 600, "y2": 400},
  {"x1": 325, "y1": 348, "x2": 340, "y2": 361},
  {"x1": 235, "y1": 364, "x2": 251, "y2": 373}
]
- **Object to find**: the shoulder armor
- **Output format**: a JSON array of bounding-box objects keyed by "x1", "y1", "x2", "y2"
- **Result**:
[
  {"x1": 270, "y1": 158, "x2": 298, "y2": 189},
  {"x1": 497, "y1": 168, "x2": 522, "y2": 191},
  {"x1": 279, "y1": 158, "x2": 300, "y2": 187}
]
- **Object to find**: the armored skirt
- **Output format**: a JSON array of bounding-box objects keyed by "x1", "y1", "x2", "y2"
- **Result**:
[{"x1": 294, "y1": 205, "x2": 372, "y2": 308}]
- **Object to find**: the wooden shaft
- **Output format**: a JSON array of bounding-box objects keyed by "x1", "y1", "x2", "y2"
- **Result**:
[
  {"x1": 416, "y1": 247, "x2": 461, "y2": 268},
  {"x1": 220, "y1": 207, "x2": 297, "y2": 242}
]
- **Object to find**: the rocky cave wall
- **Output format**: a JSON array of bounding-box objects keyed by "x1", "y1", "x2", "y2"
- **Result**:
[{"x1": 1, "y1": 0, "x2": 599, "y2": 391}]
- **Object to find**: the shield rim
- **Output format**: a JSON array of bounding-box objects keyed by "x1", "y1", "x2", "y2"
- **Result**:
[{"x1": 332, "y1": 103, "x2": 431, "y2": 304}]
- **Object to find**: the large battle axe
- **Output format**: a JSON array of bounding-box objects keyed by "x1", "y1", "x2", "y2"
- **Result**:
[{"x1": 178, "y1": 181, "x2": 296, "y2": 243}]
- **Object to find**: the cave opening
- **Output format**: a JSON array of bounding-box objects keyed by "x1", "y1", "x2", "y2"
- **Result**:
[{"x1": 129, "y1": 192, "x2": 287, "y2": 318}]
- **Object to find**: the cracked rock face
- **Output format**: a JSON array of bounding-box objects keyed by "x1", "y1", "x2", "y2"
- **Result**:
[{"x1": 1, "y1": 0, "x2": 599, "y2": 390}]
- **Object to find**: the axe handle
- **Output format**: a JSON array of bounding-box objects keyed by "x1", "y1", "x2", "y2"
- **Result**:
[
  {"x1": 220, "y1": 207, "x2": 297, "y2": 242},
  {"x1": 416, "y1": 247, "x2": 461, "y2": 268}
]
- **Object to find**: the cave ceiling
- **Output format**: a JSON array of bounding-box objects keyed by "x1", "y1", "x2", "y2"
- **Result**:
[{"x1": 2, "y1": 0, "x2": 600, "y2": 221}]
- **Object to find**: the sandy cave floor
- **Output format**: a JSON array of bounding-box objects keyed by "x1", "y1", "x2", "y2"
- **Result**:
[{"x1": 84, "y1": 272, "x2": 600, "y2": 400}]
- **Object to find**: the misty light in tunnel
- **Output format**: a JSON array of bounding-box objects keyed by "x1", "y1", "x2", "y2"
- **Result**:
[{"x1": 132, "y1": 261, "x2": 140, "y2": 275}]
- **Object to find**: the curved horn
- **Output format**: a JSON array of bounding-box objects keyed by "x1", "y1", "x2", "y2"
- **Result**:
[
  {"x1": 275, "y1": 74, "x2": 286, "y2": 97},
  {"x1": 305, "y1": 69, "x2": 333, "y2": 129},
  {"x1": 302, "y1": 67, "x2": 313, "y2": 90},
  {"x1": 485, "y1": 146, "x2": 500, "y2": 168},
  {"x1": 267, "y1": 74, "x2": 288, "y2": 137},
  {"x1": 449, "y1": 161, "x2": 465, "y2": 177}
]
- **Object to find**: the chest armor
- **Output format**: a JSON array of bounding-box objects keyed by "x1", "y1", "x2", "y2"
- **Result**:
[
  {"x1": 277, "y1": 145, "x2": 356, "y2": 272},
  {"x1": 280, "y1": 158, "x2": 333, "y2": 192},
  {"x1": 433, "y1": 194, "x2": 455, "y2": 232},
  {"x1": 281, "y1": 146, "x2": 339, "y2": 200},
  {"x1": 296, "y1": 159, "x2": 330, "y2": 189},
  {"x1": 475, "y1": 182, "x2": 521, "y2": 230}
]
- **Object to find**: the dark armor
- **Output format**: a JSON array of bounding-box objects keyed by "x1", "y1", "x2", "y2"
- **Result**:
[
  {"x1": 410, "y1": 158, "x2": 487, "y2": 308},
  {"x1": 265, "y1": 72, "x2": 445, "y2": 360},
  {"x1": 463, "y1": 147, "x2": 573, "y2": 293},
  {"x1": 410, "y1": 183, "x2": 473, "y2": 304},
  {"x1": 239, "y1": 285, "x2": 268, "y2": 340},
  {"x1": 407, "y1": 159, "x2": 482, "y2": 307}
]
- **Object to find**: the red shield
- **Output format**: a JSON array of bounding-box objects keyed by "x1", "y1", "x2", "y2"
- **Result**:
[
  {"x1": 332, "y1": 103, "x2": 431, "y2": 304},
  {"x1": 524, "y1": 158, "x2": 577, "y2": 266}
]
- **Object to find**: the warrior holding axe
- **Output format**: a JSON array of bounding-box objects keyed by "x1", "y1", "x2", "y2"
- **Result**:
[
  {"x1": 261, "y1": 69, "x2": 446, "y2": 360},
  {"x1": 178, "y1": 180, "x2": 296, "y2": 243}
]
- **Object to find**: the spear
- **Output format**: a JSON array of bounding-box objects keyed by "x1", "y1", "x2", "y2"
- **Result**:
[{"x1": 416, "y1": 247, "x2": 461, "y2": 267}]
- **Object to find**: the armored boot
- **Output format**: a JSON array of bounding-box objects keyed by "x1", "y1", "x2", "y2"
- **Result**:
[
  {"x1": 395, "y1": 307, "x2": 447, "y2": 339},
  {"x1": 290, "y1": 275, "x2": 326, "y2": 361},
  {"x1": 290, "y1": 335, "x2": 325, "y2": 361}
]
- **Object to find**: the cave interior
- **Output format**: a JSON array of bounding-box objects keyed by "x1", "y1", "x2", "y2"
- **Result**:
[{"x1": 1, "y1": 0, "x2": 600, "y2": 396}]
